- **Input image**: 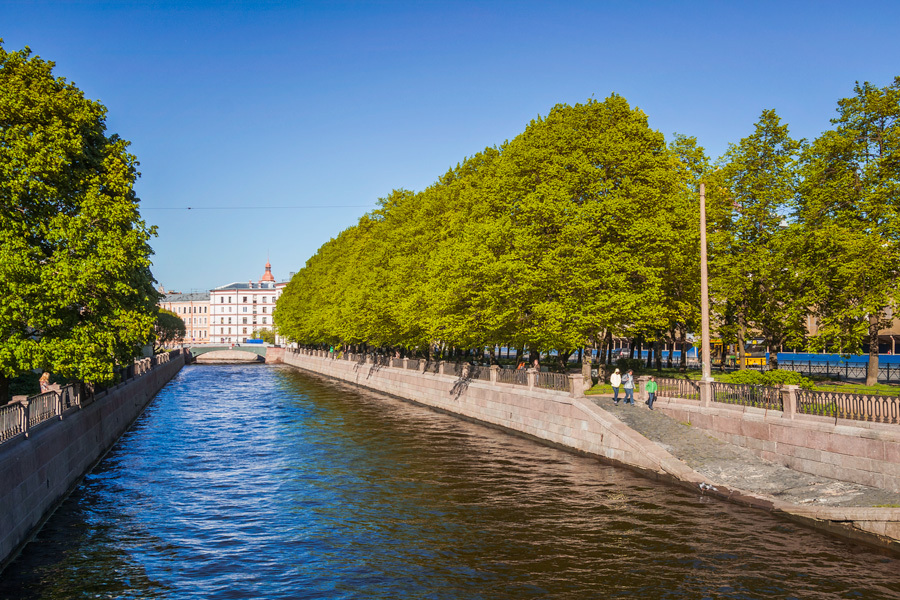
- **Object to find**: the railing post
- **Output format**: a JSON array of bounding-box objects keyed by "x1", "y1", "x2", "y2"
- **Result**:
[
  {"x1": 490, "y1": 365, "x2": 500, "y2": 384},
  {"x1": 56, "y1": 391, "x2": 63, "y2": 420},
  {"x1": 526, "y1": 368, "x2": 537, "y2": 390},
  {"x1": 637, "y1": 375, "x2": 650, "y2": 403},
  {"x1": 402, "y1": 358, "x2": 409, "y2": 369},
  {"x1": 419, "y1": 359, "x2": 427, "y2": 374},
  {"x1": 21, "y1": 400, "x2": 30, "y2": 438},
  {"x1": 699, "y1": 380, "x2": 712, "y2": 407},
  {"x1": 438, "y1": 361, "x2": 446, "y2": 375},
  {"x1": 781, "y1": 385, "x2": 798, "y2": 419},
  {"x1": 568, "y1": 373, "x2": 584, "y2": 398}
]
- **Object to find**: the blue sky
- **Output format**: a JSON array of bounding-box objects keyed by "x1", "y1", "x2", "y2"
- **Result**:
[{"x1": 3, "y1": 1, "x2": 899, "y2": 292}]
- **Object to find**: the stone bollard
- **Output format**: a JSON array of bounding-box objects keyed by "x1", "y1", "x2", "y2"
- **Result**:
[
  {"x1": 526, "y1": 368, "x2": 537, "y2": 391},
  {"x1": 402, "y1": 357, "x2": 409, "y2": 369},
  {"x1": 781, "y1": 385, "x2": 799, "y2": 419},
  {"x1": 438, "y1": 361, "x2": 447, "y2": 376},
  {"x1": 490, "y1": 365, "x2": 500, "y2": 384},
  {"x1": 699, "y1": 379, "x2": 713, "y2": 407},
  {"x1": 419, "y1": 359, "x2": 427, "y2": 374},
  {"x1": 568, "y1": 373, "x2": 584, "y2": 398},
  {"x1": 637, "y1": 375, "x2": 650, "y2": 403}
]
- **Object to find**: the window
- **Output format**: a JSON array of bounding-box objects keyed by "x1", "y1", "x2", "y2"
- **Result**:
[
  {"x1": 220, "y1": 297, "x2": 224, "y2": 303},
  {"x1": 243, "y1": 307, "x2": 247, "y2": 313},
  {"x1": 262, "y1": 297, "x2": 267, "y2": 303},
  {"x1": 228, "y1": 327, "x2": 232, "y2": 334},
  {"x1": 243, "y1": 328, "x2": 247, "y2": 334},
  {"x1": 262, "y1": 317, "x2": 267, "y2": 324},
  {"x1": 242, "y1": 317, "x2": 247, "y2": 324},
  {"x1": 262, "y1": 307, "x2": 267, "y2": 313},
  {"x1": 228, "y1": 317, "x2": 232, "y2": 324},
  {"x1": 228, "y1": 297, "x2": 232, "y2": 303},
  {"x1": 243, "y1": 296, "x2": 247, "y2": 303}
]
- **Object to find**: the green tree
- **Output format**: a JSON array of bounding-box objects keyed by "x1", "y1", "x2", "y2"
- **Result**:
[
  {"x1": 155, "y1": 309, "x2": 186, "y2": 352},
  {"x1": 796, "y1": 77, "x2": 900, "y2": 384},
  {"x1": 0, "y1": 43, "x2": 158, "y2": 403},
  {"x1": 710, "y1": 110, "x2": 804, "y2": 369},
  {"x1": 251, "y1": 328, "x2": 276, "y2": 344}
]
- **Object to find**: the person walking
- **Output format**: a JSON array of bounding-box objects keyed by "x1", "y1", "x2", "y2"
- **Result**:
[
  {"x1": 39, "y1": 372, "x2": 51, "y2": 394},
  {"x1": 645, "y1": 376, "x2": 658, "y2": 410},
  {"x1": 623, "y1": 370, "x2": 635, "y2": 405},
  {"x1": 610, "y1": 368, "x2": 622, "y2": 405}
]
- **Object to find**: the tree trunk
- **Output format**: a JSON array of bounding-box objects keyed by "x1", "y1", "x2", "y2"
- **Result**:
[
  {"x1": 768, "y1": 342, "x2": 779, "y2": 370},
  {"x1": 679, "y1": 328, "x2": 688, "y2": 371},
  {"x1": 0, "y1": 374, "x2": 8, "y2": 406},
  {"x1": 867, "y1": 313, "x2": 880, "y2": 386},
  {"x1": 737, "y1": 321, "x2": 747, "y2": 370},
  {"x1": 667, "y1": 328, "x2": 675, "y2": 369},
  {"x1": 654, "y1": 338, "x2": 662, "y2": 371},
  {"x1": 582, "y1": 342, "x2": 592, "y2": 387},
  {"x1": 605, "y1": 330, "x2": 613, "y2": 364}
]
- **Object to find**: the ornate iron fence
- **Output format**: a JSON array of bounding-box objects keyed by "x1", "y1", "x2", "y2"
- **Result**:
[
  {"x1": 472, "y1": 365, "x2": 492, "y2": 382},
  {"x1": 498, "y1": 368, "x2": 528, "y2": 386},
  {"x1": 712, "y1": 382, "x2": 782, "y2": 410},
  {"x1": 656, "y1": 377, "x2": 700, "y2": 401},
  {"x1": 797, "y1": 390, "x2": 899, "y2": 424},
  {"x1": 0, "y1": 402, "x2": 24, "y2": 442},
  {"x1": 536, "y1": 371, "x2": 569, "y2": 391}
]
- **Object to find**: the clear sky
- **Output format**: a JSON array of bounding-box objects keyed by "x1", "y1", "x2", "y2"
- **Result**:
[{"x1": 3, "y1": 1, "x2": 899, "y2": 293}]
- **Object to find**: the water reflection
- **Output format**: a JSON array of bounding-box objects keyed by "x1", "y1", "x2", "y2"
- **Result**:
[{"x1": 1, "y1": 364, "x2": 897, "y2": 599}]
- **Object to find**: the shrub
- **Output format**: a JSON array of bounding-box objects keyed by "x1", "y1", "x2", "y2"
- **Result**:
[
  {"x1": 720, "y1": 369, "x2": 813, "y2": 390},
  {"x1": 615, "y1": 358, "x2": 645, "y2": 375}
]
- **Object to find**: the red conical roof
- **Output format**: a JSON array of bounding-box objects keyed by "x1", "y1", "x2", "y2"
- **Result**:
[{"x1": 260, "y1": 261, "x2": 275, "y2": 282}]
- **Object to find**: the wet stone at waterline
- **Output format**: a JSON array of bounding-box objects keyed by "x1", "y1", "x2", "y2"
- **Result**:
[{"x1": 1, "y1": 364, "x2": 897, "y2": 599}]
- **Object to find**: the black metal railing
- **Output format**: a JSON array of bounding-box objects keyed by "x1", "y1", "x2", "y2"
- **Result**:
[{"x1": 711, "y1": 382, "x2": 782, "y2": 410}]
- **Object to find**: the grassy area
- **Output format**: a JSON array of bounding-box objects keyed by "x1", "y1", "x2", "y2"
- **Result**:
[{"x1": 587, "y1": 368, "x2": 900, "y2": 397}]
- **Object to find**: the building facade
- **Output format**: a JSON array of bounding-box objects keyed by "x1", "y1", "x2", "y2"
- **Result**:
[
  {"x1": 158, "y1": 292, "x2": 211, "y2": 344},
  {"x1": 209, "y1": 262, "x2": 288, "y2": 345}
]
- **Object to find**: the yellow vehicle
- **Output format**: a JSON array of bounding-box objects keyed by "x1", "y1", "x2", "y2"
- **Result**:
[{"x1": 712, "y1": 338, "x2": 767, "y2": 368}]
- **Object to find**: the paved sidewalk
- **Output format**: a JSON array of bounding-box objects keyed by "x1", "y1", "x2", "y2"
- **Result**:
[{"x1": 590, "y1": 395, "x2": 900, "y2": 508}]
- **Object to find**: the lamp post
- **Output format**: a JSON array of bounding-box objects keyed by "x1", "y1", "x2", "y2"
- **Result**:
[{"x1": 700, "y1": 182, "x2": 712, "y2": 381}]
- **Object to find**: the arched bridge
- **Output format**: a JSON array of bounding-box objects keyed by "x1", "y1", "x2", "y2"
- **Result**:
[{"x1": 189, "y1": 345, "x2": 267, "y2": 363}]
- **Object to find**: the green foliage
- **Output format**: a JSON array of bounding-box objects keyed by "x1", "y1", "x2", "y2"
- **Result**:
[
  {"x1": 615, "y1": 358, "x2": 646, "y2": 374},
  {"x1": 795, "y1": 77, "x2": 900, "y2": 379},
  {"x1": 275, "y1": 96, "x2": 699, "y2": 357},
  {"x1": 155, "y1": 309, "x2": 186, "y2": 351},
  {"x1": 252, "y1": 328, "x2": 276, "y2": 344},
  {"x1": 719, "y1": 369, "x2": 813, "y2": 389},
  {"x1": 0, "y1": 43, "x2": 158, "y2": 399}
]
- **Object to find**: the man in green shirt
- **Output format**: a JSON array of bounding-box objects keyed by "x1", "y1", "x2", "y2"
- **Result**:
[{"x1": 645, "y1": 376, "x2": 658, "y2": 410}]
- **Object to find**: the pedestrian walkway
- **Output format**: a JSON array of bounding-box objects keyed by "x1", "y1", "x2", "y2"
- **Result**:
[{"x1": 590, "y1": 395, "x2": 900, "y2": 508}]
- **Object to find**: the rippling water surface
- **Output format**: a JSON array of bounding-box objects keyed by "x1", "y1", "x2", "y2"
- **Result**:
[{"x1": 1, "y1": 364, "x2": 898, "y2": 599}]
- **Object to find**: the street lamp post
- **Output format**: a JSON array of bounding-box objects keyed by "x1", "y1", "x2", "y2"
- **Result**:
[{"x1": 700, "y1": 182, "x2": 712, "y2": 381}]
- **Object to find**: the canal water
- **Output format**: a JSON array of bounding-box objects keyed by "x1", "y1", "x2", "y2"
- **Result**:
[{"x1": 1, "y1": 364, "x2": 898, "y2": 599}]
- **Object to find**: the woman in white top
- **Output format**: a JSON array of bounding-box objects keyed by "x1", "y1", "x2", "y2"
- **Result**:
[{"x1": 610, "y1": 368, "x2": 622, "y2": 404}]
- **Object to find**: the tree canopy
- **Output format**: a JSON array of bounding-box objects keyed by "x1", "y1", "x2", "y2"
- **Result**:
[
  {"x1": 0, "y1": 42, "x2": 158, "y2": 403},
  {"x1": 275, "y1": 97, "x2": 701, "y2": 361}
]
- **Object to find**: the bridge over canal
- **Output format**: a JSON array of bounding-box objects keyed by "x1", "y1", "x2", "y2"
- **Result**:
[{"x1": 188, "y1": 345, "x2": 282, "y2": 363}]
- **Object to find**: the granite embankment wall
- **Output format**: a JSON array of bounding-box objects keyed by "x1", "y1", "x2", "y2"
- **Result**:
[
  {"x1": 649, "y1": 391, "x2": 900, "y2": 495},
  {"x1": 285, "y1": 350, "x2": 900, "y2": 550},
  {"x1": 282, "y1": 351, "x2": 709, "y2": 485},
  {"x1": 0, "y1": 353, "x2": 185, "y2": 571}
]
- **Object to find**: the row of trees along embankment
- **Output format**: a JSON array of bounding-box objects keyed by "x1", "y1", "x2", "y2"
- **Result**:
[
  {"x1": 0, "y1": 43, "x2": 161, "y2": 404},
  {"x1": 274, "y1": 81, "x2": 900, "y2": 385}
]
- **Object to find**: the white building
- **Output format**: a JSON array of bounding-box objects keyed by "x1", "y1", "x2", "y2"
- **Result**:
[
  {"x1": 158, "y1": 291, "x2": 211, "y2": 344},
  {"x1": 209, "y1": 262, "x2": 288, "y2": 344}
]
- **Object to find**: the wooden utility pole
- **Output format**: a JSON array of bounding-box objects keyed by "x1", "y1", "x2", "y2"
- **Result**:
[{"x1": 700, "y1": 182, "x2": 712, "y2": 381}]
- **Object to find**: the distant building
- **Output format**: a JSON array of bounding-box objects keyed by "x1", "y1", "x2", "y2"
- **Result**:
[
  {"x1": 209, "y1": 261, "x2": 288, "y2": 344},
  {"x1": 158, "y1": 291, "x2": 211, "y2": 344}
]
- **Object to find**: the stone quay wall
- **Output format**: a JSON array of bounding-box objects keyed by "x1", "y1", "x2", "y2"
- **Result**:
[
  {"x1": 0, "y1": 352, "x2": 185, "y2": 571},
  {"x1": 645, "y1": 382, "x2": 900, "y2": 494},
  {"x1": 282, "y1": 350, "x2": 709, "y2": 485}
]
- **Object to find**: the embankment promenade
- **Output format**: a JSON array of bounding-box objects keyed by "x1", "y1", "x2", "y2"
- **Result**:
[
  {"x1": 0, "y1": 350, "x2": 186, "y2": 571},
  {"x1": 283, "y1": 349, "x2": 900, "y2": 552}
]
